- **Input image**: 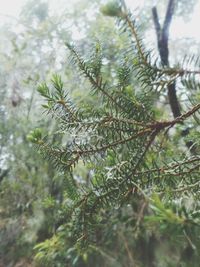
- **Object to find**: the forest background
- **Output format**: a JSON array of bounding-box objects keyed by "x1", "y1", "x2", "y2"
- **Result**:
[{"x1": 0, "y1": 0, "x2": 200, "y2": 266}]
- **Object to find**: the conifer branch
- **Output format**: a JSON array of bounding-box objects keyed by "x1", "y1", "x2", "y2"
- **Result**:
[
  {"x1": 135, "y1": 156, "x2": 200, "y2": 177},
  {"x1": 123, "y1": 13, "x2": 148, "y2": 65},
  {"x1": 66, "y1": 43, "x2": 124, "y2": 111},
  {"x1": 33, "y1": 5, "x2": 200, "y2": 255},
  {"x1": 172, "y1": 178, "x2": 200, "y2": 193}
]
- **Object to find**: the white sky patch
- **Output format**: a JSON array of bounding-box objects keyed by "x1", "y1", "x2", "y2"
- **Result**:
[
  {"x1": 0, "y1": 0, "x2": 199, "y2": 41},
  {"x1": 0, "y1": 0, "x2": 26, "y2": 16},
  {"x1": 126, "y1": 0, "x2": 146, "y2": 8},
  {"x1": 171, "y1": 1, "x2": 200, "y2": 41}
]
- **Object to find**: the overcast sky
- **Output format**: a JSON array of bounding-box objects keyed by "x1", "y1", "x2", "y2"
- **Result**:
[
  {"x1": 0, "y1": 0, "x2": 200, "y2": 41},
  {"x1": 0, "y1": 0, "x2": 25, "y2": 16}
]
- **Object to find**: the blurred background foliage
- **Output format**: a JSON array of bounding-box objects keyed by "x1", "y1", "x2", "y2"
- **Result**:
[{"x1": 0, "y1": 0, "x2": 200, "y2": 266}]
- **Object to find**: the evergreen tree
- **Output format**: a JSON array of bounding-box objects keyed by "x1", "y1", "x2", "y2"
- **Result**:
[{"x1": 29, "y1": 0, "x2": 200, "y2": 266}]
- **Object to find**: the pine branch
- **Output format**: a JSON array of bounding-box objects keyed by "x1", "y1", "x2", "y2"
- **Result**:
[
  {"x1": 66, "y1": 43, "x2": 124, "y2": 111},
  {"x1": 172, "y1": 178, "x2": 200, "y2": 193},
  {"x1": 123, "y1": 13, "x2": 148, "y2": 65},
  {"x1": 147, "y1": 103, "x2": 200, "y2": 128},
  {"x1": 34, "y1": 5, "x2": 200, "y2": 253},
  {"x1": 135, "y1": 156, "x2": 200, "y2": 177}
]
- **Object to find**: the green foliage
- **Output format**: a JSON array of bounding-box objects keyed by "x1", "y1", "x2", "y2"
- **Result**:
[
  {"x1": 32, "y1": 3, "x2": 200, "y2": 266},
  {"x1": 1, "y1": 0, "x2": 200, "y2": 266},
  {"x1": 27, "y1": 128, "x2": 43, "y2": 144}
]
